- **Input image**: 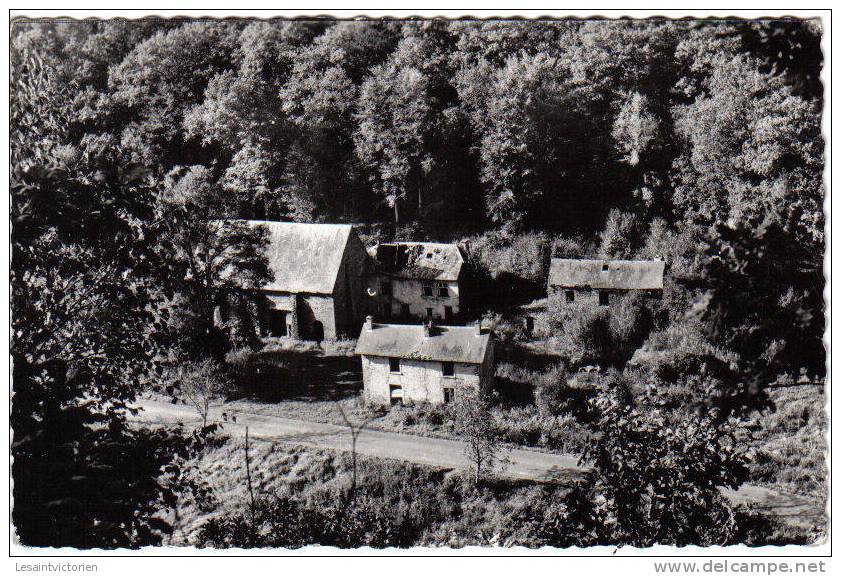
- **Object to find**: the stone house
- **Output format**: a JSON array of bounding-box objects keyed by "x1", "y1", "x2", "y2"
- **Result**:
[
  {"x1": 548, "y1": 258, "x2": 665, "y2": 308},
  {"x1": 249, "y1": 220, "x2": 375, "y2": 340},
  {"x1": 355, "y1": 317, "x2": 494, "y2": 406},
  {"x1": 370, "y1": 242, "x2": 464, "y2": 322}
]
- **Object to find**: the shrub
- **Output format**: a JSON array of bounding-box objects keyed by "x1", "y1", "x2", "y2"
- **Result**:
[
  {"x1": 558, "y1": 384, "x2": 752, "y2": 547},
  {"x1": 461, "y1": 230, "x2": 553, "y2": 309},
  {"x1": 533, "y1": 362, "x2": 569, "y2": 416},
  {"x1": 598, "y1": 208, "x2": 640, "y2": 259},
  {"x1": 552, "y1": 292, "x2": 654, "y2": 368},
  {"x1": 167, "y1": 359, "x2": 232, "y2": 427}
]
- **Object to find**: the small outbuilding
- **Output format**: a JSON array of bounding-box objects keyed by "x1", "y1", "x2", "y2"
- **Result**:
[
  {"x1": 548, "y1": 258, "x2": 665, "y2": 308},
  {"x1": 355, "y1": 317, "x2": 494, "y2": 406},
  {"x1": 248, "y1": 220, "x2": 375, "y2": 340},
  {"x1": 370, "y1": 242, "x2": 464, "y2": 322}
]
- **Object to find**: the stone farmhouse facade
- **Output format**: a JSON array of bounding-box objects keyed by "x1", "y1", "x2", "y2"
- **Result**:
[
  {"x1": 355, "y1": 317, "x2": 494, "y2": 406},
  {"x1": 548, "y1": 258, "x2": 665, "y2": 308},
  {"x1": 248, "y1": 221, "x2": 375, "y2": 341},
  {"x1": 370, "y1": 242, "x2": 464, "y2": 322}
]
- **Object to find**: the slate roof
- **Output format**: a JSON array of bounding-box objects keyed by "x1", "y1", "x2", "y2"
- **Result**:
[
  {"x1": 355, "y1": 323, "x2": 491, "y2": 364},
  {"x1": 245, "y1": 220, "x2": 354, "y2": 294},
  {"x1": 548, "y1": 258, "x2": 665, "y2": 290},
  {"x1": 373, "y1": 242, "x2": 464, "y2": 281}
]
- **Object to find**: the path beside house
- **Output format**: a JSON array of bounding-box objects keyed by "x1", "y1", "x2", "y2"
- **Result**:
[{"x1": 132, "y1": 397, "x2": 825, "y2": 533}]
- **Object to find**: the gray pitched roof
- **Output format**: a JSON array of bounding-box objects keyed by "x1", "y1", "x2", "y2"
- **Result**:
[
  {"x1": 373, "y1": 242, "x2": 464, "y2": 281},
  {"x1": 355, "y1": 323, "x2": 491, "y2": 364},
  {"x1": 245, "y1": 220, "x2": 354, "y2": 294},
  {"x1": 548, "y1": 258, "x2": 665, "y2": 290}
]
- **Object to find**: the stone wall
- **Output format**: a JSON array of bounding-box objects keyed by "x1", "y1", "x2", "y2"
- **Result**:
[
  {"x1": 548, "y1": 286, "x2": 662, "y2": 314},
  {"x1": 381, "y1": 277, "x2": 461, "y2": 321},
  {"x1": 258, "y1": 292, "x2": 337, "y2": 340},
  {"x1": 333, "y1": 231, "x2": 377, "y2": 336}
]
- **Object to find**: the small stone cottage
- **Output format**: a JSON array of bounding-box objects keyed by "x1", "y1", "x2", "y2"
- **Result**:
[
  {"x1": 370, "y1": 242, "x2": 464, "y2": 322},
  {"x1": 249, "y1": 220, "x2": 375, "y2": 340},
  {"x1": 548, "y1": 258, "x2": 665, "y2": 308},
  {"x1": 355, "y1": 317, "x2": 494, "y2": 406}
]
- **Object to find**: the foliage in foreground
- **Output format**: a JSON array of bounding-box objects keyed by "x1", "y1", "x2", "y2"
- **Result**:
[{"x1": 189, "y1": 432, "x2": 793, "y2": 549}]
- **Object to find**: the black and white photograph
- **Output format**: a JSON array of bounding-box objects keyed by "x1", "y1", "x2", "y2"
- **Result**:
[{"x1": 7, "y1": 7, "x2": 831, "y2": 562}]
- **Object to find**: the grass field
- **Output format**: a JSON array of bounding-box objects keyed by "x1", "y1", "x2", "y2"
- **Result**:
[
  {"x1": 165, "y1": 436, "x2": 582, "y2": 548},
  {"x1": 749, "y1": 385, "x2": 827, "y2": 502}
]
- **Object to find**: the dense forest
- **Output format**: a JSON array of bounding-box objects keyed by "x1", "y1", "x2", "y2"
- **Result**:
[{"x1": 10, "y1": 17, "x2": 825, "y2": 548}]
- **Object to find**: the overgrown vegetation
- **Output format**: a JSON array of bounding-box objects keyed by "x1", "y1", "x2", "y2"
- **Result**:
[{"x1": 173, "y1": 437, "x2": 794, "y2": 548}]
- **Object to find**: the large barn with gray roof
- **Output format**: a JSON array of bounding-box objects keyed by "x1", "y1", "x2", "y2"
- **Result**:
[
  {"x1": 248, "y1": 220, "x2": 376, "y2": 340},
  {"x1": 355, "y1": 317, "x2": 494, "y2": 406}
]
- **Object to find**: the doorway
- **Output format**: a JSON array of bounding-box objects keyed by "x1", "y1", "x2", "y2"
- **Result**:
[
  {"x1": 268, "y1": 310, "x2": 287, "y2": 337},
  {"x1": 311, "y1": 320, "x2": 325, "y2": 343}
]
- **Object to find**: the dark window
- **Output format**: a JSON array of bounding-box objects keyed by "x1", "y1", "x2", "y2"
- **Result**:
[
  {"x1": 525, "y1": 316, "x2": 534, "y2": 332},
  {"x1": 599, "y1": 291, "x2": 610, "y2": 306},
  {"x1": 422, "y1": 282, "x2": 434, "y2": 297},
  {"x1": 565, "y1": 290, "x2": 575, "y2": 303},
  {"x1": 444, "y1": 306, "x2": 453, "y2": 321},
  {"x1": 426, "y1": 307, "x2": 433, "y2": 319},
  {"x1": 443, "y1": 388, "x2": 455, "y2": 403},
  {"x1": 437, "y1": 283, "x2": 449, "y2": 297},
  {"x1": 389, "y1": 358, "x2": 401, "y2": 373},
  {"x1": 401, "y1": 303, "x2": 410, "y2": 317},
  {"x1": 602, "y1": 263, "x2": 609, "y2": 272},
  {"x1": 426, "y1": 253, "x2": 433, "y2": 259},
  {"x1": 442, "y1": 362, "x2": 455, "y2": 377}
]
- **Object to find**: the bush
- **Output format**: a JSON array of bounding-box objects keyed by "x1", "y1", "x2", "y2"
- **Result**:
[
  {"x1": 533, "y1": 362, "x2": 569, "y2": 416},
  {"x1": 461, "y1": 230, "x2": 553, "y2": 309},
  {"x1": 551, "y1": 235, "x2": 593, "y2": 259},
  {"x1": 552, "y1": 292, "x2": 654, "y2": 368},
  {"x1": 558, "y1": 384, "x2": 752, "y2": 547}
]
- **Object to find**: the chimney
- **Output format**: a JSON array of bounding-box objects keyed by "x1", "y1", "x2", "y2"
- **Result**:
[
  {"x1": 364, "y1": 315, "x2": 373, "y2": 331},
  {"x1": 474, "y1": 320, "x2": 482, "y2": 336},
  {"x1": 423, "y1": 320, "x2": 433, "y2": 338}
]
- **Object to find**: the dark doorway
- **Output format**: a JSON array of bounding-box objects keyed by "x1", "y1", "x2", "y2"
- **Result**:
[
  {"x1": 401, "y1": 303, "x2": 410, "y2": 317},
  {"x1": 311, "y1": 320, "x2": 325, "y2": 343},
  {"x1": 268, "y1": 310, "x2": 287, "y2": 337},
  {"x1": 599, "y1": 291, "x2": 610, "y2": 306},
  {"x1": 444, "y1": 305, "x2": 453, "y2": 321},
  {"x1": 390, "y1": 385, "x2": 404, "y2": 406}
]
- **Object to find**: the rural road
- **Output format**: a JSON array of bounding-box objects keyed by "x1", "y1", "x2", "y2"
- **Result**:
[
  {"x1": 132, "y1": 397, "x2": 825, "y2": 532},
  {"x1": 132, "y1": 397, "x2": 584, "y2": 484}
]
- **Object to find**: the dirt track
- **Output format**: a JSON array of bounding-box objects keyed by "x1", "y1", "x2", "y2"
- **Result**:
[{"x1": 132, "y1": 397, "x2": 826, "y2": 534}]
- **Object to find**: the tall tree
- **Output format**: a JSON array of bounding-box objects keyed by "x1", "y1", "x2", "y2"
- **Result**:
[
  {"x1": 108, "y1": 22, "x2": 241, "y2": 167},
  {"x1": 155, "y1": 166, "x2": 272, "y2": 360},
  {"x1": 671, "y1": 51, "x2": 824, "y2": 395},
  {"x1": 11, "y1": 36, "x2": 202, "y2": 547}
]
